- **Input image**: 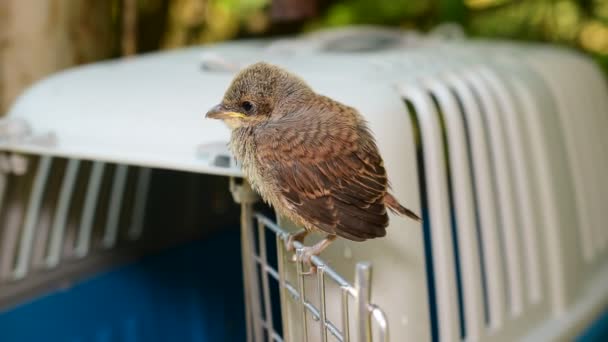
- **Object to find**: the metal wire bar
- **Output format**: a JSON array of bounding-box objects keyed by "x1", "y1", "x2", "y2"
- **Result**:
[
  {"x1": 317, "y1": 266, "x2": 328, "y2": 342},
  {"x1": 257, "y1": 220, "x2": 275, "y2": 342},
  {"x1": 341, "y1": 286, "x2": 351, "y2": 342},
  {"x1": 256, "y1": 214, "x2": 352, "y2": 288},
  {"x1": 232, "y1": 179, "x2": 264, "y2": 342},
  {"x1": 292, "y1": 287, "x2": 342, "y2": 339},
  {"x1": 45, "y1": 159, "x2": 80, "y2": 268},
  {"x1": 295, "y1": 248, "x2": 309, "y2": 341},
  {"x1": 242, "y1": 207, "x2": 255, "y2": 342},
  {"x1": 254, "y1": 253, "x2": 359, "y2": 342},
  {"x1": 252, "y1": 213, "x2": 388, "y2": 342},
  {"x1": 355, "y1": 263, "x2": 372, "y2": 342},
  {"x1": 275, "y1": 234, "x2": 291, "y2": 342},
  {"x1": 370, "y1": 305, "x2": 389, "y2": 342},
  {"x1": 259, "y1": 319, "x2": 284, "y2": 342},
  {"x1": 14, "y1": 156, "x2": 53, "y2": 280},
  {"x1": 245, "y1": 208, "x2": 265, "y2": 342}
]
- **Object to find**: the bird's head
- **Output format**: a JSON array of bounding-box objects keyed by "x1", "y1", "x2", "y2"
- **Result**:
[{"x1": 205, "y1": 62, "x2": 312, "y2": 129}]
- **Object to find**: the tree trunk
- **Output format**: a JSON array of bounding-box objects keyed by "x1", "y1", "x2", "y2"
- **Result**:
[{"x1": 1, "y1": 0, "x2": 118, "y2": 114}]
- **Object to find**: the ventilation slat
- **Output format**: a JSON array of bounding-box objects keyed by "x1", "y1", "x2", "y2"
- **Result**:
[
  {"x1": 540, "y1": 59, "x2": 595, "y2": 263},
  {"x1": 14, "y1": 156, "x2": 53, "y2": 280},
  {"x1": 587, "y1": 66, "x2": 608, "y2": 255},
  {"x1": 128, "y1": 167, "x2": 151, "y2": 240},
  {"x1": 563, "y1": 64, "x2": 603, "y2": 262},
  {"x1": 454, "y1": 71, "x2": 507, "y2": 329},
  {"x1": 480, "y1": 68, "x2": 542, "y2": 306},
  {"x1": 467, "y1": 71, "x2": 525, "y2": 316},
  {"x1": 75, "y1": 161, "x2": 105, "y2": 258},
  {"x1": 592, "y1": 101, "x2": 608, "y2": 256},
  {"x1": 523, "y1": 54, "x2": 588, "y2": 312},
  {"x1": 102, "y1": 164, "x2": 129, "y2": 248},
  {"x1": 506, "y1": 73, "x2": 558, "y2": 307},
  {"x1": 425, "y1": 77, "x2": 486, "y2": 340},
  {"x1": 585, "y1": 70, "x2": 608, "y2": 255},
  {"x1": 0, "y1": 170, "x2": 20, "y2": 281},
  {"x1": 31, "y1": 159, "x2": 66, "y2": 268},
  {"x1": 399, "y1": 84, "x2": 461, "y2": 341},
  {"x1": 0, "y1": 188, "x2": 23, "y2": 280},
  {"x1": 0, "y1": 173, "x2": 7, "y2": 224},
  {"x1": 570, "y1": 59, "x2": 608, "y2": 257},
  {"x1": 46, "y1": 159, "x2": 80, "y2": 268}
]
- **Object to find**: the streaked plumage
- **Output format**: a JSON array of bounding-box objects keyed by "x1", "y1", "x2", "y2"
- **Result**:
[{"x1": 206, "y1": 62, "x2": 420, "y2": 267}]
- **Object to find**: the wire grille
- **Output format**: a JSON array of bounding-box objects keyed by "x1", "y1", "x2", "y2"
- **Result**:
[{"x1": 233, "y1": 179, "x2": 389, "y2": 342}]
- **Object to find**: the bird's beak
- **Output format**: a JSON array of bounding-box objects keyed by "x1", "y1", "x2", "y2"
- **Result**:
[{"x1": 205, "y1": 104, "x2": 246, "y2": 120}]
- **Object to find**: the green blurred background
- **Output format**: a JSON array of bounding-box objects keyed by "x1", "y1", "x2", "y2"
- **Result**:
[
  {"x1": 2, "y1": 0, "x2": 608, "y2": 113},
  {"x1": 142, "y1": 0, "x2": 608, "y2": 68}
]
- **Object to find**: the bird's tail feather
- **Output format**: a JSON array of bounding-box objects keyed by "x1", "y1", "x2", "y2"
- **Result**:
[{"x1": 384, "y1": 193, "x2": 421, "y2": 222}]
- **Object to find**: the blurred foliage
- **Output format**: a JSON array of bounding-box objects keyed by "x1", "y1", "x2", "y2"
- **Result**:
[{"x1": 125, "y1": 0, "x2": 608, "y2": 73}]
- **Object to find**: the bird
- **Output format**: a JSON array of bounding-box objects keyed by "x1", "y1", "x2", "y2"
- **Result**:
[{"x1": 205, "y1": 62, "x2": 420, "y2": 272}]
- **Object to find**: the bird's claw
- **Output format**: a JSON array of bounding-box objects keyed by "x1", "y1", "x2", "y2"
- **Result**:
[
  {"x1": 286, "y1": 234, "x2": 335, "y2": 276},
  {"x1": 292, "y1": 247, "x2": 317, "y2": 275},
  {"x1": 284, "y1": 229, "x2": 308, "y2": 252}
]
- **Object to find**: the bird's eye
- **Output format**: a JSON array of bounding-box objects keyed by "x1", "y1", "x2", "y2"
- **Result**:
[{"x1": 241, "y1": 101, "x2": 254, "y2": 113}]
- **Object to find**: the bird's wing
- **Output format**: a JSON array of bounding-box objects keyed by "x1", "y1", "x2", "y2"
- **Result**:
[{"x1": 257, "y1": 120, "x2": 389, "y2": 241}]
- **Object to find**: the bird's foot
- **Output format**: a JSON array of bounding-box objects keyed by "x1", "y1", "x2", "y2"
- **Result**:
[
  {"x1": 285, "y1": 229, "x2": 308, "y2": 252},
  {"x1": 292, "y1": 246, "x2": 318, "y2": 275},
  {"x1": 290, "y1": 235, "x2": 337, "y2": 276}
]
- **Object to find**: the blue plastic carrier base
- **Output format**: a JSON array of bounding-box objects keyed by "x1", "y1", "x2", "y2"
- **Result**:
[{"x1": 0, "y1": 230, "x2": 246, "y2": 342}]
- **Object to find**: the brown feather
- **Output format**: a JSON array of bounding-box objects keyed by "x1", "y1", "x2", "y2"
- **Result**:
[
  {"x1": 252, "y1": 94, "x2": 394, "y2": 241},
  {"x1": 385, "y1": 192, "x2": 421, "y2": 221},
  {"x1": 213, "y1": 62, "x2": 420, "y2": 243}
]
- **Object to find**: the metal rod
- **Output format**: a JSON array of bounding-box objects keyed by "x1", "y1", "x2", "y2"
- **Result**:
[
  {"x1": 281, "y1": 280, "x2": 346, "y2": 342},
  {"x1": 46, "y1": 158, "x2": 80, "y2": 268},
  {"x1": 275, "y1": 233, "x2": 291, "y2": 342},
  {"x1": 317, "y1": 265, "x2": 328, "y2": 342},
  {"x1": 233, "y1": 178, "x2": 264, "y2": 342},
  {"x1": 256, "y1": 214, "x2": 351, "y2": 287},
  {"x1": 241, "y1": 202, "x2": 254, "y2": 342},
  {"x1": 102, "y1": 164, "x2": 128, "y2": 248},
  {"x1": 128, "y1": 167, "x2": 151, "y2": 239},
  {"x1": 326, "y1": 321, "x2": 344, "y2": 342},
  {"x1": 355, "y1": 262, "x2": 372, "y2": 342},
  {"x1": 74, "y1": 161, "x2": 105, "y2": 258},
  {"x1": 370, "y1": 305, "x2": 389, "y2": 342},
  {"x1": 254, "y1": 213, "x2": 386, "y2": 342},
  {"x1": 296, "y1": 248, "x2": 309, "y2": 341},
  {"x1": 255, "y1": 251, "x2": 354, "y2": 342},
  {"x1": 257, "y1": 219, "x2": 275, "y2": 342},
  {"x1": 246, "y1": 206, "x2": 264, "y2": 342},
  {"x1": 341, "y1": 286, "x2": 351, "y2": 342},
  {"x1": 14, "y1": 155, "x2": 52, "y2": 279}
]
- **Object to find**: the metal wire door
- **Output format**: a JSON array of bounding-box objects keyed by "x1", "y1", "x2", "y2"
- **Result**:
[{"x1": 231, "y1": 178, "x2": 389, "y2": 342}]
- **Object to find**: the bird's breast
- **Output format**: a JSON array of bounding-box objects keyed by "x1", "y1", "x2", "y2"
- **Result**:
[{"x1": 229, "y1": 130, "x2": 277, "y2": 205}]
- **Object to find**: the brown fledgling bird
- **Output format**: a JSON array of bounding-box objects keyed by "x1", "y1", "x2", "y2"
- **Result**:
[{"x1": 206, "y1": 62, "x2": 420, "y2": 269}]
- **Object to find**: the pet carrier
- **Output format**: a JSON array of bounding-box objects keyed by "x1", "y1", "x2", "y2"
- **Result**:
[{"x1": 1, "y1": 26, "x2": 607, "y2": 342}]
